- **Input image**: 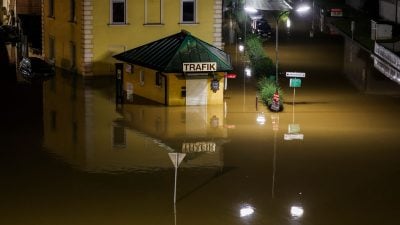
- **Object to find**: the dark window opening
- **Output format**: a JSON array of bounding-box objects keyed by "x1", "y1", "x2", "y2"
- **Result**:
[
  {"x1": 112, "y1": 1, "x2": 126, "y2": 23},
  {"x1": 182, "y1": 1, "x2": 195, "y2": 22}
]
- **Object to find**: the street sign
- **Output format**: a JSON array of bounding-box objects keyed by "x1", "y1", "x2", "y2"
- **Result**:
[
  {"x1": 290, "y1": 78, "x2": 302, "y2": 88},
  {"x1": 286, "y1": 72, "x2": 306, "y2": 78},
  {"x1": 284, "y1": 133, "x2": 304, "y2": 141},
  {"x1": 270, "y1": 91, "x2": 280, "y2": 112},
  {"x1": 330, "y1": 8, "x2": 343, "y2": 17},
  {"x1": 225, "y1": 73, "x2": 237, "y2": 78},
  {"x1": 183, "y1": 62, "x2": 217, "y2": 72}
]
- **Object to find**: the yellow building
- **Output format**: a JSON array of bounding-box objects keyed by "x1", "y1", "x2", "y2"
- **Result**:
[
  {"x1": 113, "y1": 30, "x2": 232, "y2": 106},
  {"x1": 42, "y1": 0, "x2": 225, "y2": 76}
]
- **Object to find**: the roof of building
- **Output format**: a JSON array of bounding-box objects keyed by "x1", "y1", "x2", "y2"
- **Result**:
[{"x1": 113, "y1": 30, "x2": 233, "y2": 73}]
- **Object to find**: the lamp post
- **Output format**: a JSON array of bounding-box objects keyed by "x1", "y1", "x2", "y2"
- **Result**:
[
  {"x1": 275, "y1": 5, "x2": 311, "y2": 85},
  {"x1": 242, "y1": 5, "x2": 256, "y2": 110},
  {"x1": 275, "y1": 10, "x2": 290, "y2": 85}
]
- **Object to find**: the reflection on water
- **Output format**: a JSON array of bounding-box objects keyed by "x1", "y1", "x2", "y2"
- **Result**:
[{"x1": 42, "y1": 74, "x2": 228, "y2": 173}]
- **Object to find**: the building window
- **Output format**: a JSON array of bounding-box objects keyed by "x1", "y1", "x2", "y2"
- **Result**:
[
  {"x1": 69, "y1": 0, "x2": 76, "y2": 22},
  {"x1": 155, "y1": 72, "x2": 162, "y2": 86},
  {"x1": 145, "y1": 0, "x2": 162, "y2": 24},
  {"x1": 181, "y1": 0, "x2": 196, "y2": 23},
  {"x1": 140, "y1": 70, "x2": 145, "y2": 86},
  {"x1": 110, "y1": 0, "x2": 126, "y2": 24},
  {"x1": 49, "y1": 36, "x2": 55, "y2": 61},
  {"x1": 48, "y1": 0, "x2": 55, "y2": 17}
]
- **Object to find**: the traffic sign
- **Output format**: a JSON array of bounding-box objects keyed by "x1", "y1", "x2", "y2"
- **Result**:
[
  {"x1": 286, "y1": 72, "x2": 306, "y2": 78},
  {"x1": 168, "y1": 153, "x2": 186, "y2": 168},
  {"x1": 290, "y1": 78, "x2": 302, "y2": 88}
]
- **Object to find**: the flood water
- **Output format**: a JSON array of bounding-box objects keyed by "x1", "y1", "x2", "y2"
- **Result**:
[{"x1": 2, "y1": 23, "x2": 400, "y2": 225}]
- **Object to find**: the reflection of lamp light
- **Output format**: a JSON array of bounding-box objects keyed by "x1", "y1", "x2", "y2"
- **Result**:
[
  {"x1": 244, "y1": 67, "x2": 251, "y2": 77},
  {"x1": 238, "y1": 44, "x2": 245, "y2": 52},
  {"x1": 290, "y1": 206, "x2": 304, "y2": 218},
  {"x1": 240, "y1": 205, "x2": 254, "y2": 217},
  {"x1": 275, "y1": 5, "x2": 310, "y2": 85},
  {"x1": 256, "y1": 112, "x2": 266, "y2": 125}
]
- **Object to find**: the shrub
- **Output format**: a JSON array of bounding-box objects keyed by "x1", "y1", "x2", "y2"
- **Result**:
[
  {"x1": 258, "y1": 76, "x2": 284, "y2": 106},
  {"x1": 245, "y1": 35, "x2": 275, "y2": 79}
]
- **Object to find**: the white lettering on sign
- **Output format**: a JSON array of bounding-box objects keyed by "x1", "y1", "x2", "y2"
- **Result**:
[
  {"x1": 284, "y1": 133, "x2": 304, "y2": 141},
  {"x1": 183, "y1": 62, "x2": 217, "y2": 72},
  {"x1": 286, "y1": 72, "x2": 306, "y2": 78},
  {"x1": 182, "y1": 142, "x2": 216, "y2": 153}
]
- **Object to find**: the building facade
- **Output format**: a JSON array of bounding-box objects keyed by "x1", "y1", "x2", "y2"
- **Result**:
[{"x1": 42, "y1": 0, "x2": 224, "y2": 76}]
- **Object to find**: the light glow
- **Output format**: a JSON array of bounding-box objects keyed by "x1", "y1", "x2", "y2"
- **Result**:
[
  {"x1": 239, "y1": 44, "x2": 245, "y2": 52},
  {"x1": 286, "y1": 19, "x2": 291, "y2": 28},
  {"x1": 240, "y1": 206, "x2": 254, "y2": 217},
  {"x1": 244, "y1": 6, "x2": 257, "y2": 13},
  {"x1": 290, "y1": 206, "x2": 304, "y2": 218},
  {"x1": 296, "y1": 5, "x2": 311, "y2": 13},
  {"x1": 245, "y1": 67, "x2": 252, "y2": 77}
]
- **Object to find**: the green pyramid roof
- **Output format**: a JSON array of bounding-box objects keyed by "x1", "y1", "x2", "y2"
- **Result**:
[{"x1": 113, "y1": 30, "x2": 233, "y2": 73}]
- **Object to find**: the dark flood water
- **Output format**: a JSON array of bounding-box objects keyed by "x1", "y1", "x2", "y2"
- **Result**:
[{"x1": 2, "y1": 28, "x2": 400, "y2": 225}]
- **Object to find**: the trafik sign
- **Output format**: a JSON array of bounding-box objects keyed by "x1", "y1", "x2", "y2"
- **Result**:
[{"x1": 183, "y1": 62, "x2": 217, "y2": 72}]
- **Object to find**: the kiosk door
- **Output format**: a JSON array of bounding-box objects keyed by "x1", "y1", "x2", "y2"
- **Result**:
[{"x1": 186, "y1": 79, "x2": 207, "y2": 106}]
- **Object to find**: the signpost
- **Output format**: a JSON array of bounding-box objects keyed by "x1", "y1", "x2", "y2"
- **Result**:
[
  {"x1": 285, "y1": 72, "x2": 305, "y2": 141},
  {"x1": 168, "y1": 153, "x2": 186, "y2": 204}
]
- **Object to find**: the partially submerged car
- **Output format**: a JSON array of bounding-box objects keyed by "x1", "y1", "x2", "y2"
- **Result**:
[
  {"x1": 251, "y1": 19, "x2": 272, "y2": 39},
  {"x1": 19, "y1": 56, "x2": 55, "y2": 80}
]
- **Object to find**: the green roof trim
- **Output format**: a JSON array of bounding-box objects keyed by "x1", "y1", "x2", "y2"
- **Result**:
[{"x1": 113, "y1": 30, "x2": 233, "y2": 73}]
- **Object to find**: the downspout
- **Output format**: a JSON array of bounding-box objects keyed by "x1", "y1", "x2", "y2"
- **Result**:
[
  {"x1": 162, "y1": 74, "x2": 168, "y2": 106},
  {"x1": 396, "y1": 0, "x2": 398, "y2": 25}
]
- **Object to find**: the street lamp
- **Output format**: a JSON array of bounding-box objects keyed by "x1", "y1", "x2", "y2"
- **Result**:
[{"x1": 275, "y1": 4, "x2": 310, "y2": 85}]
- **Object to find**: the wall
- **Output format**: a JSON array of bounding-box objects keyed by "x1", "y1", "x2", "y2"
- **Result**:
[
  {"x1": 123, "y1": 63, "x2": 226, "y2": 106},
  {"x1": 167, "y1": 73, "x2": 186, "y2": 105},
  {"x1": 16, "y1": 0, "x2": 41, "y2": 15},
  {"x1": 91, "y1": 0, "x2": 218, "y2": 76},
  {"x1": 379, "y1": 0, "x2": 400, "y2": 23},
  {"x1": 123, "y1": 64, "x2": 168, "y2": 105},
  {"x1": 345, "y1": 0, "x2": 366, "y2": 10},
  {"x1": 42, "y1": 0, "x2": 83, "y2": 73},
  {"x1": 42, "y1": 0, "x2": 224, "y2": 76}
]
